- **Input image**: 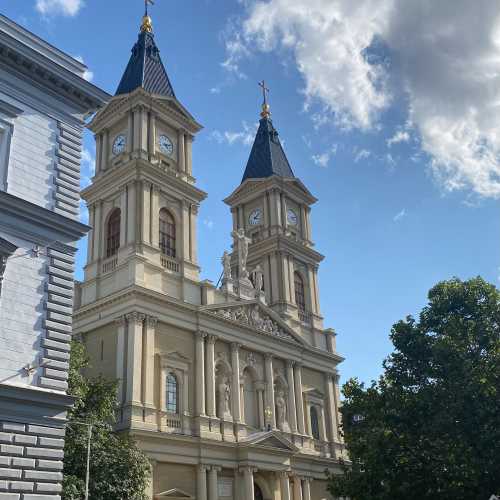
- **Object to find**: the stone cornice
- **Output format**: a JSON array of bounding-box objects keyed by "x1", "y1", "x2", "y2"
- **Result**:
[
  {"x1": 0, "y1": 191, "x2": 90, "y2": 241},
  {"x1": 81, "y1": 157, "x2": 207, "y2": 204},
  {"x1": 88, "y1": 88, "x2": 202, "y2": 135},
  {"x1": 224, "y1": 176, "x2": 318, "y2": 207},
  {"x1": 0, "y1": 15, "x2": 109, "y2": 112}
]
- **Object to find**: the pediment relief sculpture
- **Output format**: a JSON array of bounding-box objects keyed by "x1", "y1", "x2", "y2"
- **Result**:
[{"x1": 205, "y1": 303, "x2": 300, "y2": 344}]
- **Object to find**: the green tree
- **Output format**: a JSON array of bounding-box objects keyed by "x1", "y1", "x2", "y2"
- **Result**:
[
  {"x1": 329, "y1": 277, "x2": 500, "y2": 500},
  {"x1": 62, "y1": 341, "x2": 151, "y2": 500}
]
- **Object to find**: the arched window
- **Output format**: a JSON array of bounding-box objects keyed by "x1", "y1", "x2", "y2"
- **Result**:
[
  {"x1": 159, "y1": 209, "x2": 176, "y2": 258},
  {"x1": 166, "y1": 373, "x2": 178, "y2": 413},
  {"x1": 106, "y1": 209, "x2": 121, "y2": 258},
  {"x1": 310, "y1": 406, "x2": 320, "y2": 440},
  {"x1": 294, "y1": 272, "x2": 306, "y2": 311}
]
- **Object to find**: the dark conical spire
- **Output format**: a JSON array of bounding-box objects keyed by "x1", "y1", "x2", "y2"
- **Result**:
[
  {"x1": 241, "y1": 116, "x2": 295, "y2": 183},
  {"x1": 115, "y1": 15, "x2": 175, "y2": 98}
]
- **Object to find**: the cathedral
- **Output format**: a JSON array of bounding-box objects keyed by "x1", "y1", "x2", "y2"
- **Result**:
[{"x1": 74, "y1": 10, "x2": 344, "y2": 500}]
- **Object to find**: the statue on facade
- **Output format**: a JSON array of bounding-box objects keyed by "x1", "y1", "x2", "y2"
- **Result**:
[
  {"x1": 252, "y1": 264, "x2": 264, "y2": 295},
  {"x1": 231, "y1": 228, "x2": 252, "y2": 280},
  {"x1": 275, "y1": 389, "x2": 287, "y2": 430},
  {"x1": 218, "y1": 377, "x2": 231, "y2": 418},
  {"x1": 221, "y1": 251, "x2": 232, "y2": 281}
]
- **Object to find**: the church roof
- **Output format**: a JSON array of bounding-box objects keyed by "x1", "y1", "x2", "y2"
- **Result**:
[
  {"x1": 241, "y1": 116, "x2": 295, "y2": 183},
  {"x1": 115, "y1": 22, "x2": 175, "y2": 98}
]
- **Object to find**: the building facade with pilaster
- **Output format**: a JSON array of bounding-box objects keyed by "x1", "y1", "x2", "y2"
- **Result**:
[
  {"x1": 0, "y1": 14, "x2": 108, "y2": 500},
  {"x1": 74, "y1": 12, "x2": 344, "y2": 500}
]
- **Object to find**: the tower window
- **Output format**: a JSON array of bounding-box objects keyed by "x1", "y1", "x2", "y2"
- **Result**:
[
  {"x1": 166, "y1": 372, "x2": 178, "y2": 413},
  {"x1": 106, "y1": 209, "x2": 121, "y2": 258},
  {"x1": 310, "y1": 406, "x2": 320, "y2": 440},
  {"x1": 294, "y1": 272, "x2": 306, "y2": 312},
  {"x1": 159, "y1": 208, "x2": 176, "y2": 258}
]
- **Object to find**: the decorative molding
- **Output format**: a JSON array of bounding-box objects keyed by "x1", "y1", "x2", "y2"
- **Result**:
[
  {"x1": 146, "y1": 315, "x2": 159, "y2": 327},
  {"x1": 126, "y1": 311, "x2": 146, "y2": 324}
]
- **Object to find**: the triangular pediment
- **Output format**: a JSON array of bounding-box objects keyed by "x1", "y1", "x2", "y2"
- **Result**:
[
  {"x1": 201, "y1": 300, "x2": 305, "y2": 346},
  {"x1": 240, "y1": 430, "x2": 298, "y2": 453},
  {"x1": 155, "y1": 488, "x2": 193, "y2": 499}
]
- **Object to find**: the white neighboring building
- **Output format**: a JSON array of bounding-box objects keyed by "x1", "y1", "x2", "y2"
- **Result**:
[{"x1": 0, "y1": 15, "x2": 108, "y2": 499}]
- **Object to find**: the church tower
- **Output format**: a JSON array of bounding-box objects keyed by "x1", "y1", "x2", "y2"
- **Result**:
[
  {"x1": 78, "y1": 12, "x2": 206, "y2": 308},
  {"x1": 224, "y1": 87, "x2": 328, "y2": 348}
]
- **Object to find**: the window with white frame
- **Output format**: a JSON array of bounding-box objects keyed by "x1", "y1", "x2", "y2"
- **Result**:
[{"x1": 166, "y1": 372, "x2": 178, "y2": 413}]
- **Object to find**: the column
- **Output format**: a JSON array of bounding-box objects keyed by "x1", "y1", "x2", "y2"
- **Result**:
[
  {"x1": 151, "y1": 185, "x2": 160, "y2": 247},
  {"x1": 87, "y1": 205, "x2": 95, "y2": 262},
  {"x1": 231, "y1": 343, "x2": 241, "y2": 424},
  {"x1": 190, "y1": 204, "x2": 198, "y2": 263},
  {"x1": 186, "y1": 135, "x2": 193, "y2": 176},
  {"x1": 133, "y1": 107, "x2": 141, "y2": 151},
  {"x1": 302, "y1": 478, "x2": 312, "y2": 500},
  {"x1": 312, "y1": 268, "x2": 320, "y2": 315},
  {"x1": 325, "y1": 374, "x2": 339, "y2": 442},
  {"x1": 101, "y1": 130, "x2": 109, "y2": 170},
  {"x1": 94, "y1": 201, "x2": 102, "y2": 261},
  {"x1": 242, "y1": 467, "x2": 255, "y2": 500},
  {"x1": 142, "y1": 181, "x2": 151, "y2": 244},
  {"x1": 256, "y1": 384, "x2": 265, "y2": 430},
  {"x1": 95, "y1": 134, "x2": 102, "y2": 174},
  {"x1": 120, "y1": 189, "x2": 127, "y2": 247},
  {"x1": 292, "y1": 477, "x2": 303, "y2": 500},
  {"x1": 286, "y1": 361, "x2": 298, "y2": 434},
  {"x1": 264, "y1": 354, "x2": 276, "y2": 429},
  {"x1": 127, "y1": 110, "x2": 133, "y2": 153},
  {"x1": 148, "y1": 112, "x2": 156, "y2": 156},
  {"x1": 115, "y1": 316, "x2": 126, "y2": 406},
  {"x1": 197, "y1": 465, "x2": 208, "y2": 500},
  {"x1": 178, "y1": 130, "x2": 185, "y2": 172},
  {"x1": 307, "y1": 265, "x2": 316, "y2": 314},
  {"x1": 182, "y1": 201, "x2": 190, "y2": 262},
  {"x1": 294, "y1": 363, "x2": 305, "y2": 434},
  {"x1": 300, "y1": 205, "x2": 307, "y2": 241},
  {"x1": 320, "y1": 405, "x2": 328, "y2": 441},
  {"x1": 334, "y1": 373, "x2": 344, "y2": 443},
  {"x1": 280, "y1": 472, "x2": 291, "y2": 500},
  {"x1": 127, "y1": 181, "x2": 136, "y2": 244},
  {"x1": 195, "y1": 332, "x2": 206, "y2": 416},
  {"x1": 206, "y1": 335, "x2": 217, "y2": 418},
  {"x1": 143, "y1": 316, "x2": 157, "y2": 412},
  {"x1": 125, "y1": 312, "x2": 145, "y2": 406},
  {"x1": 208, "y1": 467, "x2": 220, "y2": 500}
]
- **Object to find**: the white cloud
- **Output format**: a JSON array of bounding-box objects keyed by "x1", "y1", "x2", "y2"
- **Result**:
[
  {"x1": 211, "y1": 121, "x2": 257, "y2": 146},
  {"x1": 35, "y1": 0, "x2": 84, "y2": 17},
  {"x1": 80, "y1": 148, "x2": 95, "y2": 189},
  {"x1": 393, "y1": 208, "x2": 407, "y2": 222},
  {"x1": 230, "y1": 0, "x2": 500, "y2": 199},
  {"x1": 354, "y1": 148, "x2": 371, "y2": 163},
  {"x1": 312, "y1": 145, "x2": 337, "y2": 168},
  {"x1": 203, "y1": 219, "x2": 215, "y2": 230},
  {"x1": 74, "y1": 55, "x2": 93, "y2": 82},
  {"x1": 387, "y1": 130, "x2": 410, "y2": 147}
]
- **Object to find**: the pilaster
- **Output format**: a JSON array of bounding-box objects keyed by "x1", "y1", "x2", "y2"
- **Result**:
[
  {"x1": 264, "y1": 353, "x2": 276, "y2": 429},
  {"x1": 286, "y1": 360, "x2": 298, "y2": 434},
  {"x1": 231, "y1": 343, "x2": 242, "y2": 426},
  {"x1": 143, "y1": 315, "x2": 157, "y2": 423},
  {"x1": 294, "y1": 363, "x2": 305, "y2": 434},
  {"x1": 125, "y1": 312, "x2": 145, "y2": 422}
]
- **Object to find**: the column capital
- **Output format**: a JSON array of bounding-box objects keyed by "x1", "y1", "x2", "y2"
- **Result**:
[
  {"x1": 206, "y1": 334, "x2": 218, "y2": 345},
  {"x1": 279, "y1": 470, "x2": 291, "y2": 478},
  {"x1": 115, "y1": 315, "x2": 127, "y2": 327},
  {"x1": 265, "y1": 353, "x2": 273, "y2": 362},
  {"x1": 125, "y1": 312, "x2": 145, "y2": 324},
  {"x1": 294, "y1": 361, "x2": 303, "y2": 369},
  {"x1": 286, "y1": 359, "x2": 296, "y2": 368},
  {"x1": 209, "y1": 465, "x2": 222, "y2": 472},
  {"x1": 239, "y1": 466, "x2": 258, "y2": 474},
  {"x1": 231, "y1": 342, "x2": 242, "y2": 352},
  {"x1": 198, "y1": 464, "x2": 210, "y2": 472},
  {"x1": 146, "y1": 315, "x2": 158, "y2": 327},
  {"x1": 195, "y1": 330, "x2": 207, "y2": 340}
]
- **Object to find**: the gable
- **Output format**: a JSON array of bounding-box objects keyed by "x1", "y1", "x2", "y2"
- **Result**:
[
  {"x1": 202, "y1": 300, "x2": 304, "y2": 346},
  {"x1": 156, "y1": 488, "x2": 193, "y2": 499},
  {"x1": 240, "y1": 430, "x2": 298, "y2": 453}
]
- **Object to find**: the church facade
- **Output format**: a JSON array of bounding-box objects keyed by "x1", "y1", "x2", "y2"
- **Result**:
[{"x1": 74, "y1": 13, "x2": 344, "y2": 500}]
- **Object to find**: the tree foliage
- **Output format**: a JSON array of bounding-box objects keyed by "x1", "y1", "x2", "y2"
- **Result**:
[
  {"x1": 329, "y1": 277, "x2": 500, "y2": 500},
  {"x1": 62, "y1": 341, "x2": 151, "y2": 500}
]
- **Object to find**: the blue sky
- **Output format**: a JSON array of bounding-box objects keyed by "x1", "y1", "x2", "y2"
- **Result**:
[{"x1": 3, "y1": 0, "x2": 500, "y2": 387}]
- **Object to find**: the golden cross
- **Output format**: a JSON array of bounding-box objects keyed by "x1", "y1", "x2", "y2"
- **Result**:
[
  {"x1": 259, "y1": 80, "x2": 270, "y2": 106},
  {"x1": 145, "y1": 0, "x2": 155, "y2": 16}
]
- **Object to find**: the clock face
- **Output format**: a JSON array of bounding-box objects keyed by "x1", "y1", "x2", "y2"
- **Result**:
[
  {"x1": 112, "y1": 134, "x2": 126, "y2": 156},
  {"x1": 249, "y1": 209, "x2": 262, "y2": 226},
  {"x1": 159, "y1": 135, "x2": 174, "y2": 156},
  {"x1": 287, "y1": 209, "x2": 298, "y2": 226}
]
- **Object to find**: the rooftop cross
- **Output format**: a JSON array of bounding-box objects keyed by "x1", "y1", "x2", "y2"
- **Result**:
[
  {"x1": 145, "y1": 0, "x2": 155, "y2": 16},
  {"x1": 259, "y1": 80, "x2": 271, "y2": 119}
]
